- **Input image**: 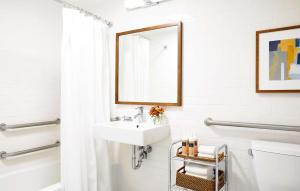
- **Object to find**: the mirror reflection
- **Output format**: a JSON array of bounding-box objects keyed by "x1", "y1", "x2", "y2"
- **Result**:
[{"x1": 116, "y1": 23, "x2": 182, "y2": 105}]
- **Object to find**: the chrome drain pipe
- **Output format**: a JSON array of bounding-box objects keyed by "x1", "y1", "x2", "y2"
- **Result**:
[
  {"x1": 132, "y1": 145, "x2": 142, "y2": 169},
  {"x1": 132, "y1": 145, "x2": 152, "y2": 170}
]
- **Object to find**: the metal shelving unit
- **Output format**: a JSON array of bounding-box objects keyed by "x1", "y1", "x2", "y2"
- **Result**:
[{"x1": 169, "y1": 140, "x2": 228, "y2": 191}]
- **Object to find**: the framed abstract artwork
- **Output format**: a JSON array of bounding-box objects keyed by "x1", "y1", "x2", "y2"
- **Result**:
[{"x1": 256, "y1": 25, "x2": 300, "y2": 93}]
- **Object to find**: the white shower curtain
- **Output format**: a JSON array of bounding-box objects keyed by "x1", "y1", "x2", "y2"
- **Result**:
[
  {"x1": 122, "y1": 35, "x2": 150, "y2": 101},
  {"x1": 61, "y1": 8, "x2": 111, "y2": 191}
]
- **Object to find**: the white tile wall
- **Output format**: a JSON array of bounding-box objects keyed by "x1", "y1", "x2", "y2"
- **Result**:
[
  {"x1": 94, "y1": 0, "x2": 300, "y2": 190},
  {"x1": 0, "y1": 1, "x2": 61, "y2": 190}
]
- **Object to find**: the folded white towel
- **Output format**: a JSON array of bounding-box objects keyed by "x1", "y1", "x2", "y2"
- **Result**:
[
  {"x1": 186, "y1": 172, "x2": 213, "y2": 180},
  {"x1": 198, "y1": 145, "x2": 216, "y2": 156},
  {"x1": 185, "y1": 164, "x2": 214, "y2": 177},
  {"x1": 198, "y1": 153, "x2": 215, "y2": 159}
]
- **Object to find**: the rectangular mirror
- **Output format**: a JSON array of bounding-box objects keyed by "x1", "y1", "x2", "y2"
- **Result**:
[{"x1": 116, "y1": 22, "x2": 182, "y2": 106}]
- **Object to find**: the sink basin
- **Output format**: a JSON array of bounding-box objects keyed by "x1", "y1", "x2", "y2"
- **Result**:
[{"x1": 94, "y1": 121, "x2": 170, "y2": 146}]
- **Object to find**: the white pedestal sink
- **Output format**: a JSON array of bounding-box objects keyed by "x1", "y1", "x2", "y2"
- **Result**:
[{"x1": 94, "y1": 121, "x2": 170, "y2": 146}]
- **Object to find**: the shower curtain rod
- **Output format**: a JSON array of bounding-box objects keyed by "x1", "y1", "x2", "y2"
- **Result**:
[{"x1": 53, "y1": 0, "x2": 113, "y2": 27}]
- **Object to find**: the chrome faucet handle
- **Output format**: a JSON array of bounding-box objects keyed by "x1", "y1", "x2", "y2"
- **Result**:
[
  {"x1": 110, "y1": 116, "x2": 121, "y2": 121},
  {"x1": 122, "y1": 116, "x2": 133, "y2": 121}
]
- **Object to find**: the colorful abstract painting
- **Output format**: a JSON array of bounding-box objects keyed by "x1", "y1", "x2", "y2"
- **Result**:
[
  {"x1": 257, "y1": 25, "x2": 300, "y2": 92},
  {"x1": 269, "y1": 38, "x2": 300, "y2": 80}
]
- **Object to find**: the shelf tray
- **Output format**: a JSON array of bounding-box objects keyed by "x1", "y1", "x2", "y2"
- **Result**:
[
  {"x1": 172, "y1": 156, "x2": 219, "y2": 167},
  {"x1": 176, "y1": 151, "x2": 225, "y2": 163}
]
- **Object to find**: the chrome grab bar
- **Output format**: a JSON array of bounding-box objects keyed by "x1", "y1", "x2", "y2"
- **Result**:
[
  {"x1": 0, "y1": 119, "x2": 60, "y2": 131},
  {"x1": 205, "y1": 117, "x2": 300, "y2": 132},
  {"x1": 0, "y1": 141, "x2": 60, "y2": 160}
]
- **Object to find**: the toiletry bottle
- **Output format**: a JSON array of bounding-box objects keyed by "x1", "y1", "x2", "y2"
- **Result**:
[
  {"x1": 188, "y1": 138, "x2": 195, "y2": 157},
  {"x1": 194, "y1": 139, "x2": 198, "y2": 157},
  {"x1": 182, "y1": 138, "x2": 189, "y2": 156}
]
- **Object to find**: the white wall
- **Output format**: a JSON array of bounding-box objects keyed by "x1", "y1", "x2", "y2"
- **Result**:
[
  {"x1": 0, "y1": 0, "x2": 61, "y2": 190},
  {"x1": 94, "y1": 0, "x2": 300, "y2": 191}
]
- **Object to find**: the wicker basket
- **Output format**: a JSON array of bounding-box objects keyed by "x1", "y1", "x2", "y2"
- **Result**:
[
  {"x1": 176, "y1": 147, "x2": 225, "y2": 162},
  {"x1": 176, "y1": 166, "x2": 225, "y2": 191}
]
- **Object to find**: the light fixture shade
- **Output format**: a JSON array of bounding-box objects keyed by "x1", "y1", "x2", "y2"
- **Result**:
[
  {"x1": 149, "y1": 0, "x2": 164, "y2": 2},
  {"x1": 124, "y1": 0, "x2": 168, "y2": 10},
  {"x1": 124, "y1": 0, "x2": 146, "y2": 9}
]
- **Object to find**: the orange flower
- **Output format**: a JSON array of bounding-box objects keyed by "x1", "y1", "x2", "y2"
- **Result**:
[
  {"x1": 149, "y1": 106, "x2": 165, "y2": 117},
  {"x1": 155, "y1": 107, "x2": 164, "y2": 113}
]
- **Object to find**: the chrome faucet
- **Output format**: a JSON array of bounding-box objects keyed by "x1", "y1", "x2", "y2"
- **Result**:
[{"x1": 134, "y1": 106, "x2": 144, "y2": 123}]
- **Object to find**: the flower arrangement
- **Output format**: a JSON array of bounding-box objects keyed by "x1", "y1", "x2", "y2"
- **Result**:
[{"x1": 149, "y1": 105, "x2": 165, "y2": 124}]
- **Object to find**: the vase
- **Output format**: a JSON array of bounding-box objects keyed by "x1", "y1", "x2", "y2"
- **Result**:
[{"x1": 152, "y1": 115, "x2": 163, "y2": 125}]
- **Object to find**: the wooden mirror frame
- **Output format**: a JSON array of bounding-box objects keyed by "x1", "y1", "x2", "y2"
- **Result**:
[{"x1": 115, "y1": 22, "x2": 183, "y2": 106}]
